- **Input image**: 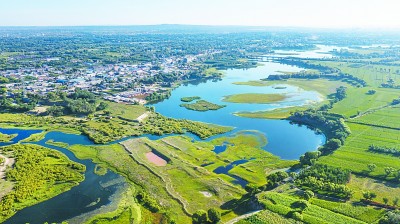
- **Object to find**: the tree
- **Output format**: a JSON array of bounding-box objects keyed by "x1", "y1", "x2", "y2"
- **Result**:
[
  {"x1": 384, "y1": 167, "x2": 396, "y2": 177},
  {"x1": 335, "y1": 86, "x2": 347, "y2": 101},
  {"x1": 320, "y1": 138, "x2": 342, "y2": 154},
  {"x1": 383, "y1": 198, "x2": 389, "y2": 205},
  {"x1": 245, "y1": 183, "x2": 260, "y2": 195},
  {"x1": 289, "y1": 211, "x2": 303, "y2": 221},
  {"x1": 367, "y1": 163, "x2": 377, "y2": 172},
  {"x1": 267, "y1": 171, "x2": 289, "y2": 183},
  {"x1": 299, "y1": 151, "x2": 321, "y2": 166},
  {"x1": 393, "y1": 197, "x2": 399, "y2": 207},
  {"x1": 46, "y1": 105, "x2": 65, "y2": 116},
  {"x1": 208, "y1": 208, "x2": 221, "y2": 223},
  {"x1": 303, "y1": 190, "x2": 314, "y2": 201},
  {"x1": 46, "y1": 92, "x2": 58, "y2": 101},
  {"x1": 367, "y1": 89, "x2": 376, "y2": 95},
  {"x1": 96, "y1": 102, "x2": 108, "y2": 111},
  {"x1": 363, "y1": 191, "x2": 377, "y2": 201},
  {"x1": 289, "y1": 172, "x2": 298, "y2": 179},
  {"x1": 192, "y1": 210, "x2": 208, "y2": 224},
  {"x1": 0, "y1": 87, "x2": 7, "y2": 94},
  {"x1": 379, "y1": 210, "x2": 400, "y2": 224}
]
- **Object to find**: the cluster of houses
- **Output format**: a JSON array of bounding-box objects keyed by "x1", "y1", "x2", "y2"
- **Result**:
[{"x1": 0, "y1": 53, "x2": 206, "y2": 104}]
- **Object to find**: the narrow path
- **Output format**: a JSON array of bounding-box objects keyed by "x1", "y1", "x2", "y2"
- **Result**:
[
  {"x1": 224, "y1": 210, "x2": 262, "y2": 224},
  {"x1": 349, "y1": 104, "x2": 391, "y2": 120},
  {"x1": 0, "y1": 154, "x2": 14, "y2": 179},
  {"x1": 136, "y1": 112, "x2": 150, "y2": 123}
]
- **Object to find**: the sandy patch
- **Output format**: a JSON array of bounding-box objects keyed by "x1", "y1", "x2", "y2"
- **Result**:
[
  {"x1": 145, "y1": 152, "x2": 167, "y2": 166},
  {"x1": 136, "y1": 112, "x2": 150, "y2": 123},
  {"x1": 0, "y1": 154, "x2": 14, "y2": 179},
  {"x1": 200, "y1": 191, "x2": 212, "y2": 198}
]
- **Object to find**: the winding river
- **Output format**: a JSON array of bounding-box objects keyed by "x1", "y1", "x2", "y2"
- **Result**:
[{"x1": 0, "y1": 47, "x2": 334, "y2": 223}]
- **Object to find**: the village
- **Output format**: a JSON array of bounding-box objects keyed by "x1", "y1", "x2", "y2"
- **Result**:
[{"x1": 0, "y1": 53, "x2": 206, "y2": 104}]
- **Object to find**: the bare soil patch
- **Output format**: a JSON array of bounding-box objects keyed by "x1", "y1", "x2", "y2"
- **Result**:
[{"x1": 145, "y1": 152, "x2": 167, "y2": 166}]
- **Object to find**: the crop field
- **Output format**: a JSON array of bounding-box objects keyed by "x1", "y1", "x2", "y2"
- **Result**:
[
  {"x1": 316, "y1": 61, "x2": 400, "y2": 87},
  {"x1": 309, "y1": 197, "x2": 385, "y2": 223},
  {"x1": 318, "y1": 123, "x2": 400, "y2": 179},
  {"x1": 257, "y1": 192, "x2": 366, "y2": 224},
  {"x1": 238, "y1": 209, "x2": 299, "y2": 224},
  {"x1": 329, "y1": 87, "x2": 399, "y2": 118},
  {"x1": 351, "y1": 105, "x2": 400, "y2": 129}
]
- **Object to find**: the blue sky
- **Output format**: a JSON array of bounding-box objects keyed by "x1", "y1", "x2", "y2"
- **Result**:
[{"x1": 1, "y1": 0, "x2": 400, "y2": 28}]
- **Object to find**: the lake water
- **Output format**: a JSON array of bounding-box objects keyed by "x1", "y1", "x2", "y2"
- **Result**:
[
  {"x1": 0, "y1": 128, "x2": 42, "y2": 147},
  {"x1": 262, "y1": 45, "x2": 349, "y2": 59},
  {"x1": 153, "y1": 61, "x2": 325, "y2": 160}
]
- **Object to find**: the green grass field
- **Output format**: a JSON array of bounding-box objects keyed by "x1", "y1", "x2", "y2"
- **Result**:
[
  {"x1": 235, "y1": 107, "x2": 308, "y2": 119},
  {"x1": 347, "y1": 174, "x2": 400, "y2": 205},
  {"x1": 223, "y1": 93, "x2": 287, "y2": 104},
  {"x1": 100, "y1": 101, "x2": 147, "y2": 121}
]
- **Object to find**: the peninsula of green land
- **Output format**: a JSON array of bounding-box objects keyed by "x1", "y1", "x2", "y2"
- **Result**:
[
  {"x1": 0, "y1": 133, "x2": 17, "y2": 142},
  {"x1": 223, "y1": 93, "x2": 287, "y2": 104}
]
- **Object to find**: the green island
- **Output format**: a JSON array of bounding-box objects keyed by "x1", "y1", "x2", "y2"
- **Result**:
[
  {"x1": 223, "y1": 93, "x2": 288, "y2": 104},
  {"x1": 180, "y1": 100, "x2": 226, "y2": 111},
  {"x1": 0, "y1": 133, "x2": 16, "y2": 143},
  {"x1": 235, "y1": 106, "x2": 307, "y2": 119},
  {"x1": 180, "y1": 96, "x2": 201, "y2": 102}
]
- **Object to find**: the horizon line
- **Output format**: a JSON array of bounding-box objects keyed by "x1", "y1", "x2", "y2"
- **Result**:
[{"x1": 0, "y1": 24, "x2": 399, "y2": 31}]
